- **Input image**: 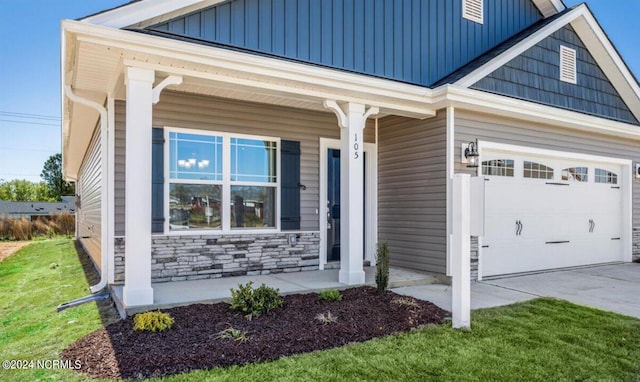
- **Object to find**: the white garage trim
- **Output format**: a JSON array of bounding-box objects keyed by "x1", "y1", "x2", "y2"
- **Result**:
[{"x1": 476, "y1": 141, "x2": 633, "y2": 278}]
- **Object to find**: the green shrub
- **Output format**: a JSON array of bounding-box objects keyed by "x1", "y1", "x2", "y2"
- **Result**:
[
  {"x1": 133, "y1": 310, "x2": 174, "y2": 332},
  {"x1": 230, "y1": 282, "x2": 283, "y2": 319},
  {"x1": 375, "y1": 242, "x2": 390, "y2": 293},
  {"x1": 318, "y1": 289, "x2": 342, "y2": 302},
  {"x1": 216, "y1": 325, "x2": 249, "y2": 343}
]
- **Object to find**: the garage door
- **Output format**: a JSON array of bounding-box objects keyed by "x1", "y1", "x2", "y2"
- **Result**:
[{"x1": 482, "y1": 151, "x2": 624, "y2": 277}]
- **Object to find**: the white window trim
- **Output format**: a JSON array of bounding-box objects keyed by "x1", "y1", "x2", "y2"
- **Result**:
[
  {"x1": 163, "y1": 127, "x2": 281, "y2": 235},
  {"x1": 560, "y1": 45, "x2": 578, "y2": 84},
  {"x1": 462, "y1": 0, "x2": 484, "y2": 24}
]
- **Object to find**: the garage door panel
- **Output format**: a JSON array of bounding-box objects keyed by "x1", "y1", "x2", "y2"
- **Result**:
[{"x1": 481, "y1": 151, "x2": 623, "y2": 278}]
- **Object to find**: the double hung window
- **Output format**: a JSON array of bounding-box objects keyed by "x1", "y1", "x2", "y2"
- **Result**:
[{"x1": 168, "y1": 130, "x2": 278, "y2": 231}]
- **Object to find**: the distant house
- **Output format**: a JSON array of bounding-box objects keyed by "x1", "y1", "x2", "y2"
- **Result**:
[
  {"x1": 61, "y1": 0, "x2": 640, "y2": 311},
  {"x1": 0, "y1": 196, "x2": 76, "y2": 220}
]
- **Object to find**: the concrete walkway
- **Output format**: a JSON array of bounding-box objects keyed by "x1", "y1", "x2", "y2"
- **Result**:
[
  {"x1": 112, "y1": 266, "x2": 443, "y2": 316},
  {"x1": 392, "y1": 263, "x2": 640, "y2": 318}
]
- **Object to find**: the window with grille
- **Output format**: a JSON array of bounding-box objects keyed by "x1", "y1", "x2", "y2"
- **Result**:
[
  {"x1": 482, "y1": 159, "x2": 514, "y2": 177},
  {"x1": 523, "y1": 161, "x2": 554, "y2": 179}
]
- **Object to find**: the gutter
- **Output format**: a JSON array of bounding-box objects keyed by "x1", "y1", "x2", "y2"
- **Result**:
[{"x1": 64, "y1": 85, "x2": 109, "y2": 293}]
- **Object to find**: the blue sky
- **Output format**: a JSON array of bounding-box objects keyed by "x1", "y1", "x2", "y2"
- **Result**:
[{"x1": 0, "y1": 0, "x2": 638, "y2": 183}]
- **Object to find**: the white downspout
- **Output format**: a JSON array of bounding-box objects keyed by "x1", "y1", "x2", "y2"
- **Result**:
[{"x1": 64, "y1": 85, "x2": 109, "y2": 293}]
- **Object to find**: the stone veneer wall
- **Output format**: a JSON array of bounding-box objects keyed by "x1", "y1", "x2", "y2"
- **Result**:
[
  {"x1": 114, "y1": 232, "x2": 320, "y2": 283},
  {"x1": 470, "y1": 236, "x2": 479, "y2": 281},
  {"x1": 634, "y1": 228, "x2": 640, "y2": 263}
]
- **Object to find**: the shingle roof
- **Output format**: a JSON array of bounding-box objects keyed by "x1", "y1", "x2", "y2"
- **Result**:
[{"x1": 0, "y1": 199, "x2": 75, "y2": 216}]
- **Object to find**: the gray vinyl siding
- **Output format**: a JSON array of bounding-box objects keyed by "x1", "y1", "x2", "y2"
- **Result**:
[
  {"x1": 114, "y1": 92, "x2": 374, "y2": 236},
  {"x1": 378, "y1": 112, "x2": 447, "y2": 273},
  {"x1": 78, "y1": 125, "x2": 102, "y2": 269},
  {"x1": 454, "y1": 110, "x2": 640, "y2": 226}
]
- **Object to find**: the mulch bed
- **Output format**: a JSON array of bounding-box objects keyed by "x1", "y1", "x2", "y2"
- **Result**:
[{"x1": 62, "y1": 286, "x2": 449, "y2": 379}]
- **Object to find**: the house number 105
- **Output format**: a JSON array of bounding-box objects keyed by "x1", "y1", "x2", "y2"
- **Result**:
[{"x1": 353, "y1": 133, "x2": 359, "y2": 159}]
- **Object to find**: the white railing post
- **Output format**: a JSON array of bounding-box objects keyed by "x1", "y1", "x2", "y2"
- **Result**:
[{"x1": 452, "y1": 173, "x2": 471, "y2": 329}]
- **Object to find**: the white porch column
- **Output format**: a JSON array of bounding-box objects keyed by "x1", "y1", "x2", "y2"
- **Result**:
[
  {"x1": 452, "y1": 174, "x2": 471, "y2": 329},
  {"x1": 123, "y1": 67, "x2": 154, "y2": 306},
  {"x1": 324, "y1": 101, "x2": 378, "y2": 285}
]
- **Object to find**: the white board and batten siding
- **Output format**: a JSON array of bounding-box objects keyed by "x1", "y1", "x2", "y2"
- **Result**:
[
  {"x1": 77, "y1": 125, "x2": 102, "y2": 269},
  {"x1": 378, "y1": 112, "x2": 447, "y2": 274},
  {"x1": 455, "y1": 110, "x2": 640, "y2": 276},
  {"x1": 114, "y1": 92, "x2": 375, "y2": 236}
]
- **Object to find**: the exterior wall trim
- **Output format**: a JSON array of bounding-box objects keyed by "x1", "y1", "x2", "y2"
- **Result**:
[{"x1": 474, "y1": 140, "x2": 633, "y2": 279}]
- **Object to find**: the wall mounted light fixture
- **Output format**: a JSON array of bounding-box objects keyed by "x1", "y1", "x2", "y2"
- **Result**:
[{"x1": 461, "y1": 139, "x2": 479, "y2": 168}]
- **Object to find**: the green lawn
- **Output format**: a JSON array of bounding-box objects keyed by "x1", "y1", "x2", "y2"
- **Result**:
[{"x1": 1, "y1": 239, "x2": 640, "y2": 382}]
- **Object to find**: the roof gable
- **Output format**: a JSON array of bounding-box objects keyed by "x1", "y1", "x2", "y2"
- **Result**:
[
  {"x1": 450, "y1": 4, "x2": 640, "y2": 124},
  {"x1": 143, "y1": 0, "x2": 543, "y2": 87},
  {"x1": 472, "y1": 24, "x2": 638, "y2": 125}
]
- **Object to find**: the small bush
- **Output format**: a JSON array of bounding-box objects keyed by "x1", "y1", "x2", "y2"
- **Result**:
[
  {"x1": 375, "y1": 242, "x2": 390, "y2": 293},
  {"x1": 216, "y1": 326, "x2": 249, "y2": 343},
  {"x1": 230, "y1": 282, "x2": 283, "y2": 319},
  {"x1": 391, "y1": 296, "x2": 420, "y2": 308},
  {"x1": 315, "y1": 311, "x2": 338, "y2": 325},
  {"x1": 318, "y1": 289, "x2": 342, "y2": 302},
  {"x1": 133, "y1": 310, "x2": 174, "y2": 332}
]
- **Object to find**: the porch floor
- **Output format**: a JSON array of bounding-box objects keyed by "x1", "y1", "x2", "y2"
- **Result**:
[{"x1": 111, "y1": 266, "x2": 446, "y2": 316}]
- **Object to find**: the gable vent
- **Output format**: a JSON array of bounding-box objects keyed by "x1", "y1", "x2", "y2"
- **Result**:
[
  {"x1": 463, "y1": 0, "x2": 484, "y2": 24},
  {"x1": 559, "y1": 45, "x2": 577, "y2": 84}
]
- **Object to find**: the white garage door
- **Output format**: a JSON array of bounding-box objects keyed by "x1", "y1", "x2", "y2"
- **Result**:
[{"x1": 482, "y1": 151, "x2": 624, "y2": 277}]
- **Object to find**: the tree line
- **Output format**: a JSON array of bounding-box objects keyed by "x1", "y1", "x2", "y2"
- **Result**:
[{"x1": 0, "y1": 154, "x2": 75, "y2": 202}]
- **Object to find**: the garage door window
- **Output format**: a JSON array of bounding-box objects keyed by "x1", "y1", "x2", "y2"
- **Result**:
[
  {"x1": 595, "y1": 168, "x2": 618, "y2": 184},
  {"x1": 562, "y1": 167, "x2": 588, "y2": 182},
  {"x1": 482, "y1": 159, "x2": 514, "y2": 176},
  {"x1": 523, "y1": 161, "x2": 554, "y2": 179}
]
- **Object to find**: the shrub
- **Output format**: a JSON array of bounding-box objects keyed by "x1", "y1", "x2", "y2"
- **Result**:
[
  {"x1": 0, "y1": 217, "x2": 9, "y2": 240},
  {"x1": 133, "y1": 310, "x2": 174, "y2": 332},
  {"x1": 216, "y1": 325, "x2": 249, "y2": 343},
  {"x1": 391, "y1": 296, "x2": 420, "y2": 308},
  {"x1": 315, "y1": 311, "x2": 338, "y2": 325},
  {"x1": 318, "y1": 289, "x2": 342, "y2": 302},
  {"x1": 230, "y1": 282, "x2": 283, "y2": 319},
  {"x1": 375, "y1": 242, "x2": 390, "y2": 293},
  {"x1": 32, "y1": 218, "x2": 52, "y2": 238}
]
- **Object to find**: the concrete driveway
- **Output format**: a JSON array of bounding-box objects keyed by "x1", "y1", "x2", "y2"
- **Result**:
[{"x1": 392, "y1": 263, "x2": 640, "y2": 318}]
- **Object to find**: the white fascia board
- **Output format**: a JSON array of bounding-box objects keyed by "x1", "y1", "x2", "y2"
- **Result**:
[
  {"x1": 455, "y1": 5, "x2": 585, "y2": 88},
  {"x1": 81, "y1": 0, "x2": 206, "y2": 29},
  {"x1": 433, "y1": 86, "x2": 640, "y2": 141},
  {"x1": 63, "y1": 20, "x2": 435, "y2": 116},
  {"x1": 571, "y1": 12, "x2": 640, "y2": 123},
  {"x1": 532, "y1": 0, "x2": 565, "y2": 18}
]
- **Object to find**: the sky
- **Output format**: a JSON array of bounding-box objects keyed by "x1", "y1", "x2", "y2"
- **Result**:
[{"x1": 0, "y1": 0, "x2": 639, "y2": 183}]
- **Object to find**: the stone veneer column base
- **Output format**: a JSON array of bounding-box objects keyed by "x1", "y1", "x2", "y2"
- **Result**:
[
  {"x1": 114, "y1": 232, "x2": 320, "y2": 284},
  {"x1": 633, "y1": 228, "x2": 640, "y2": 263}
]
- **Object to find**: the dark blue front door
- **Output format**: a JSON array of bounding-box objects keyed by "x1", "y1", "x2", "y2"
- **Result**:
[{"x1": 326, "y1": 149, "x2": 366, "y2": 263}]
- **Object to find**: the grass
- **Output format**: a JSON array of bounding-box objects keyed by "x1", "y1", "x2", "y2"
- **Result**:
[{"x1": 1, "y1": 239, "x2": 640, "y2": 381}]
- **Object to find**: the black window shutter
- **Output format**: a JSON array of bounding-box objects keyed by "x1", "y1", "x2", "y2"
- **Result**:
[
  {"x1": 280, "y1": 140, "x2": 301, "y2": 230},
  {"x1": 151, "y1": 128, "x2": 165, "y2": 233}
]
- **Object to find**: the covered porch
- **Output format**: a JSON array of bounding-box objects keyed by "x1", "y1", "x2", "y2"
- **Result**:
[
  {"x1": 111, "y1": 266, "x2": 445, "y2": 317},
  {"x1": 63, "y1": 19, "x2": 441, "y2": 311}
]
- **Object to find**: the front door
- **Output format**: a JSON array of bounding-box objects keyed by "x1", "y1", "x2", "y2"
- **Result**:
[
  {"x1": 326, "y1": 149, "x2": 366, "y2": 262},
  {"x1": 327, "y1": 149, "x2": 341, "y2": 261}
]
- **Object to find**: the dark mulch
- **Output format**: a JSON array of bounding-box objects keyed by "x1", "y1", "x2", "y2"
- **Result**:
[{"x1": 62, "y1": 286, "x2": 449, "y2": 379}]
